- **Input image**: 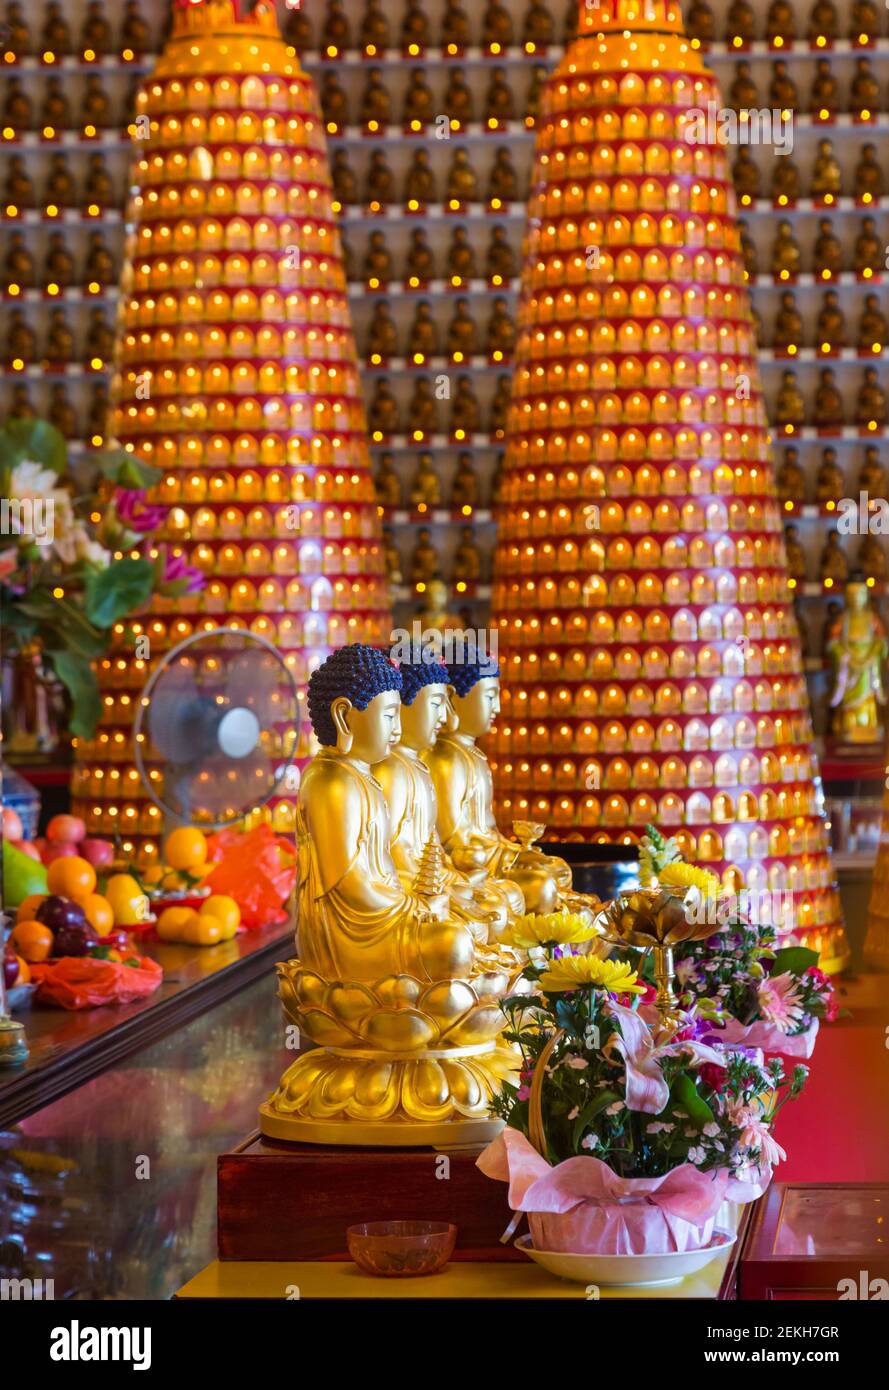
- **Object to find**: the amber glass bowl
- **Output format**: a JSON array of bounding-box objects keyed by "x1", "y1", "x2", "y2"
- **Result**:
[{"x1": 346, "y1": 1221, "x2": 457, "y2": 1277}]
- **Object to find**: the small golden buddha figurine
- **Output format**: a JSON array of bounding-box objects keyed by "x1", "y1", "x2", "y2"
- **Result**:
[
  {"x1": 321, "y1": 0, "x2": 351, "y2": 51},
  {"x1": 725, "y1": 0, "x2": 756, "y2": 42},
  {"x1": 524, "y1": 0, "x2": 555, "y2": 45},
  {"x1": 766, "y1": 0, "x2": 797, "y2": 42},
  {"x1": 729, "y1": 61, "x2": 759, "y2": 111},
  {"x1": 406, "y1": 227, "x2": 435, "y2": 281},
  {"x1": 816, "y1": 290, "x2": 846, "y2": 347},
  {"x1": 382, "y1": 524, "x2": 402, "y2": 582},
  {"x1": 451, "y1": 451, "x2": 480, "y2": 509},
  {"x1": 44, "y1": 309, "x2": 73, "y2": 363},
  {"x1": 417, "y1": 577, "x2": 461, "y2": 633},
  {"x1": 481, "y1": 0, "x2": 514, "y2": 48},
  {"x1": 771, "y1": 153, "x2": 801, "y2": 202},
  {"x1": 5, "y1": 155, "x2": 34, "y2": 207},
  {"x1": 777, "y1": 446, "x2": 806, "y2": 503},
  {"x1": 732, "y1": 147, "x2": 761, "y2": 201},
  {"x1": 4, "y1": 2, "x2": 30, "y2": 55},
  {"x1": 854, "y1": 143, "x2": 884, "y2": 200},
  {"x1": 854, "y1": 216, "x2": 882, "y2": 276},
  {"x1": 816, "y1": 446, "x2": 845, "y2": 501},
  {"x1": 773, "y1": 290, "x2": 802, "y2": 349},
  {"x1": 444, "y1": 70, "x2": 475, "y2": 125},
  {"x1": 41, "y1": 77, "x2": 70, "y2": 129},
  {"x1": 41, "y1": 1, "x2": 72, "y2": 54},
  {"x1": 282, "y1": 2, "x2": 312, "y2": 51},
  {"x1": 858, "y1": 294, "x2": 888, "y2": 350},
  {"x1": 85, "y1": 153, "x2": 114, "y2": 206},
  {"x1": 45, "y1": 153, "x2": 76, "y2": 206},
  {"x1": 359, "y1": 0, "x2": 389, "y2": 50},
  {"x1": 849, "y1": 0, "x2": 880, "y2": 42},
  {"x1": 776, "y1": 370, "x2": 805, "y2": 428},
  {"x1": 454, "y1": 524, "x2": 482, "y2": 583},
  {"x1": 368, "y1": 377, "x2": 400, "y2": 435},
  {"x1": 828, "y1": 574, "x2": 887, "y2": 744},
  {"x1": 8, "y1": 385, "x2": 35, "y2": 420},
  {"x1": 261, "y1": 645, "x2": 517, "y2": 1145},
  {"x1": 403, "y1": 148, "x2": 437, "y2": 204},
  {"x1": 808, "y1": 59, "x2": 837, "y2": 112},
  {"x1": 410, "y1": 453, "x2": 442, "y2": 509},
  {"x1": 408, "y1": 301, "x2": 440, "y2": 358},
  {"x1": 320, "y1": 72, "x2": 350, "y2": 127},
  {"x1": 363, "y1": 229, "x2": 392, "y2": 283},
  {"x1": 408, "y1": 377, "x2": 440, "y2": 434},
  {"x1": 80, "y1": 0, "x2": 111, "y2": 53},
  {"x1": 47, "y1": 383, "x2": 77, "y2": 437},
  {"x1": 44, "y1": 233, "x2": 75, "y2": 287},
  {"x1": 331, "y1": 149, "x2": 358, "y2": 205},
  {"x1": 686, "y1": 0, "x2": 716, "y2": 43},
  {"x1": 403, "y1": 70, "x2": 435, "y2": 126},
  {"x1": 410, "y1": 526, "x2": 439, "y2": 585},
  {"x1": 83, "y1": 75, "x2": 110, "y2": 126},
  {"x1": 489, "y1": 375, "x2": 512, "y2": 434},
  {"x1": 5, "y1": 311, "x2": 35, "y2": 364},
  {"x1": 850, "y1": 58, "x2": 880, "y2": 112},
  {"x1": 485, "y1": 66, "x2": 515, "y2": 123},
  {"x1": 770, "y1": 219, "x2": 800, "y2": 277},
  {"x1": 526, "y1": 65, "x2": 548, "y2": 122},
  {"x1": 447, "y1": 147, "x2": 478, "y2": 203},
  {"x1": 451, "y1": 374, "x2": 481, "y2": 434},
  {"x1": 814, "y1": 217, "x2": 843, "y2": 278},
  {"x1": 486, "y1": 224, "x2": 516, "y2": 281},
  {"x1": 811, "y1": 139, "x2": 842, "y2": 198},
  {"x1": 85, "y1": 308, "x2": 113, "y2": 361},
  {"x1": 84, "y1": 231, "x2": 114, "y2": 285},
  {"x1": 784, "y1": 524, "x2": 808, "y2": 582},
  {"x1": 365, "y1": 300, "x2": 398, "y2": 359},
  {"x1": 447, "y1": 225, "x2": 477, "y2": 280},
  {"x1": 859, "y1": 445, "x2": 887, "y2": 495},
  {"x1": 121, "y1": 0, "x2": 150, "y2": 51},
  {"x1": 4, "y1": 233, "x2": 35, "y2": 289},
  {"x1": 374, "y1": 452, "x2": 402, "y2": 509},
  {"x1": 3, "y1": 78, "x2": 31, "y2": 129},
  {"x1": 400, "y1": 0, "x2": 430, "y2": 49},
  {"x1": 815, "y1": 367, "x2": 845, "y2": 427},
  {"x1": 770, "y1": 60, "x2": 799, "y2": 110},
  {"x1": 86, "y1": 381, "x2": 109, "y2": 439},
  {"x1": 360, "y1": 68, "x2": 391, "y2": 127},
  {"x1": 858, "y1": 534, "x2": 887, "y2": 583},
  {"x1": 808, "y1": 0, "x2": 839, "y2": 39},
  {"x1": 446, "y1": 298, "x2": 477, "y2": 358},
  {"x1": 486, "y1": 296, "x2": 515, "y2": 355},
  {"x1": 857, "y1": 367, "x2": 888, "y2": 426},
  {"x1": 820, "y1": 530, "x2": 849, "y2": 584},
  {"x1": 488, "y1": 147, "x2": 519, "y2": 202},
  {"x1": 364, "y1": 149, "x2": 394, "y2": 205},
  {"x1": 441, "y1": 0, "x2": 471, "y2": 49}
]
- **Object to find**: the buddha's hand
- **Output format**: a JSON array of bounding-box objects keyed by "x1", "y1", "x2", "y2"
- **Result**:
[{"x1": 415, "y1": 911, "x2": 476, "y2": 982}]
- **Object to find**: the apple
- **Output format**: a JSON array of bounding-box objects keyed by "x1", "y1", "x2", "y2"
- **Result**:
[
  {"x1": 46, "y1": 815, "x2": 86, "y2": 844},
  {"x1": 42, "y1": 841, "x2": 79, "y2": 866},
  {"x1": 54, "y1": 921, "x2": 101, "y2": 958},
  {"x1": 79, "y1": 838, "x2": 115, "y2": 869},
  {"x1": 36, "y1": 895, "x2": 87, "y2": 935},
  {"x1": 2, "y1": 806, "x2": 24, "y2": 841},
  {"x1": 3, "y1": 950, "x2": 20, "y2": 990}
]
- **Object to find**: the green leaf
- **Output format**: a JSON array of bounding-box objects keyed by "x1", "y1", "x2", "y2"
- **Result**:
[
  {"x1": 571, "y1": 1088, "x2": 621, "y2": 1151},
  {"x1": 771, "y1": 946, "x2": 819, "y2": 978},
  {"x1": 93, "y1": 448, "x2": 162, "y2": 490},
  {"x1": 669, "y1": 1073, "x2": 715, "y2": 1131},
  {"x1": 50, "y1": 650, "x2": 102, "y2": 739},
  {"x1": 85, "y1": 557, "x2": 154, "y2": 627},
  {"x1": 0, "y1": 419, "x2": 67, "y2": 473}
]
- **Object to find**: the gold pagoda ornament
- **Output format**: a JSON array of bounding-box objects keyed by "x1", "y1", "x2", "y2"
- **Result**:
[
  {"x1": 70, "y1": 0, "x2": 392, "y2": 861},
  {"x1": 489, "y1": 0, "x2": 848, "y2": 971}
]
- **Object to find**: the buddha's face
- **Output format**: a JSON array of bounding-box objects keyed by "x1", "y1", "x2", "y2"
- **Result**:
[
  {"x1": 452, "y1": 675, "x2": 500, "y2": 738},
  {"x1": 400, "y1": 683, "x2": 449, "y2": 752},
  {"x1": 333, "y1": 688, "x2": 402, "y2": 764},
  {"x1": 846, "y1": 583, "x2": 868, "y2": 613},
  {"x1": 425, "y1": 578, "x2": 447, "y2": 614}
]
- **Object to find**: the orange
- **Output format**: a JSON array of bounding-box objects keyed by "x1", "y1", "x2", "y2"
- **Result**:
[
  {"x1": 10, "y1": 920, "x2": 54, "y2": 964},
  {"x1": 105, "y1": 874, "x2": 151, "y2": 927},
  {"x1": 17, "y1": 893, "x2": 47, "y2": 924},
  {"x1": 47, "y1": 855, "x2": 97, "y2": 900},
  {"x1": 200, "y1": 895, "x2": 240, "y2": 935},
  {"x1": 156, "y1": 906, "x2": 201, "y2": 941},
  {"x1": 13, "y1": 956, "x2": 30, "y2": 986},
  {"x1": 184, "y1": 915, "x2": 222, "y2": 946},
  {"x1": 80, "y1": 893, "x2": 115, "y2": 936},
  {"x1": 163, "y1": 827, "x2": 208, "y2": 872}
]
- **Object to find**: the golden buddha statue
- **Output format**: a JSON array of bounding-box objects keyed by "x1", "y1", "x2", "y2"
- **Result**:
[
  {"x1": 849, "y1": 0, "x2": 880, "y2": 42},
  {"x1": 447, "y1": 148, "x2": 478, "y2": 203},
  {"x1": 444, "y1": 70, "x2": 474, "y2": 125},
  {"x1": 808, "y1": 0, "x2": 839, "y2": 39},
  {"x1": 3, "y1": 78, "x2": 31, "y2": 129},
  {"x1": 403, "y1": 148, "x2": 437, "y2": 204},
  {"x1": 858, "y1": 534, "x2": 887, "y2": 584},
  {"x1": 84, "y1": 232, "x2": 114, "y2": 286},
  {"x1": 5, "y1": 155, "x2": 34, "y2": 207},
  {"x1": 486, "y1": 296, "x2": 516, "y2": 355},
  {"x1": 6, "y1": 311, "x2": 35, "y2": 365},
  {"x1": 4, "y1": 233, "x2": 35, "y2": 290},
  {"x1": 856, "y1": 367, "x2": 888, "y2": 427},
  {"x1": 811, "y1": 140, "x2": 842, "y2": 199},
  {"x1": 809, "y1": 58, "x2": 838, "y2": 113},
  {"x1": 403, "y1": 70, "x2": 435, "y2": 126},
  {"x1": 5, "y1": 2, "x2": 30, "y2": 55},
  {"x1": 732, "y1": 147, "x2": 761, "y2": 202},
  {"x1": 406, "y1": 228, "x2": 436, "y2": 281},
  {"x1": 400, "y1": 0, "x2": 430, "y2": 49},
  {"x1": 451, "y1": 450, "x2": 480, "y2": 509},
  {"x1": 453, "y1": 523, "x2": 482, "y2": 583},
  {"x1": 320, "y1": 71, "x2": 350, "y2": 127},
  {"x1": 417, "y1": 577, "x2": 462, "y2": 633},
  {"x1": 815, "y1": 447, "x2": 845, "y2": 502},
  {"x1": 365, "y1": 299, "x2": 398, "y2": 359},
  {"x1": 725, "y1": 0, "x2": 756, "y2": 42},
  {"x1": 487, "y1": 147, "x2": 519, "y2": 203},
  {"x1": 83, "y1": 75, "x2": 111, "y2": 126},
  {"x1": 47, "y1": 384, "x2": 77, "y2": 438},
  {"x1": 360, "y1": 0, "x2": 389, "y2": 51},
  {"x1": 850, "y1": 58, "x2": 880, "y2": 113},
  {"x1": 770, "y1": 61, "x2": 798, "y2": 111},
  {"x1": 828, "y1": 575, "x2": 887, "y2": 744},
  {"x1": 360, "y1": 68, "x2": 391, "y2": 127},
  {"x1": 766, "y1": 0, "x2": 797, "y2": 42},
  {"x1": 814, "y1": 367, "x2": 844, "y2": 428},
  {"x1": 854, "y1": 217, "x2": 882, "y2": 277},
  {"x1": 408, "y1": 301, "x2": 440, "y2": 359},
  {"x1": 728, "y1": 62, "x2": 758, "y2": 112},
  {"x1": 382, "y1": 524, "x2": 402, "y2": 583},
  {"x1": 45, "y1": 152, "x2": 77, "y2": 207},
  {"x1": 368, "y1": 377, "x2": 400, "y2": 435},
  {"x1": 41, "y1": 78, "x2": 70, "y2": 129},
  {"x1": 686, "y1": 0, "x2": 716, "y2": 43},
  {"x1": 85, "y1": 308, "x2": 113, "y2": 361},
  {"x1": 363, "y1": 229, "x2": 392, "y2": 283},
  {"x1": 859, "y1": 446, "x2": 887, "y2": 496},
  {"x1": 771, "y1": 153, "x2": 800, "y2": 203},
  {"x1": 524, "y1": 0, "x2": 555, "y2": 45},
  {"x1": 816, "y1": 291, "x2": 846, "y2": 348},
  {"x1": 332, "y1": 149, "x2": 358, "y2": 205},
  {"x1": 441, "y1": 0, "x2": 471, "y2": 49},
  {"x1": 526, "y1": 65, "x2": 548, "y2": 122},
  {"x1": 858, "y1": 294, "x2": 888, "y2": 351},
  {"x1": 410, "y1": 452, "x2": 442, "y2": 509},
  {"x1": 451, "y1": 374, "x2": 480, "y2": 434},
  {"x1": 484, "y1": 66, "x2": 515, "y2": 124},
  {"x1": 446, "y1": 298, "x2": 478, "y2": 358},
  {"x1": 407, "y1": 376, "x2": 440, "y2": 434},
  {"x1": 738, "y1": 219, "x2": 759, "y2": 278},
  {"x1": 86, "y1": 382, "x2": 109, "y2": 440},
  {"x1": 447, "y1": 226, "x2": 477, "y2": 280},
  {"x1": 79, "y1": 0, "x2": 111, "y2": 53},
  {"x1": 776, "y1": 446, "x2": 805, "y2": 504},
  {"x1": 854, "y1": 144, "x2": 884, "y2": 201},
  {"x1": 321, "y1": 0, "x2": 351, "y2": 52},
  {"x1": 481, "y1": 0, "x2": 514, "y2": 49},
  {"x1": 261, "y1": 645, "x2": 518, "y2": 1144},
  {"x1": 41, "y1": 1, "x2": 71, "y2": 55},
  {"x1": 814, "y1": 218, "x2": 843, "y2": 278},
  {"x1": 45, "y1": 309, "x2": 73, "y2": 363},
  {"x1": 768, "y1": 221, "x2": 798, "y2": 279},
  {"x1": 784, "y1": 524, "x2": 808, "y2": 583},
  {"x1": 773, "y1": 290, "x2": 802, "y2": 350},
  {"x1": 409, "y1": 526, "x2": 439, "y2": 585},
  {"x1": 374, "y1": 452, "x2": 402, "y2": 509},
  {"x1": 820, "y1": 530, "x2": 848, "y2": 584},
  {"x1": 364, "y1": 148, "x2": 394, "y2": 204},
  {"x1": 121, "y1": 0, "x2": 150, "y2": 52},
  {"x1": 489, "y1": 375, "x2": 512, "y2": 434}
]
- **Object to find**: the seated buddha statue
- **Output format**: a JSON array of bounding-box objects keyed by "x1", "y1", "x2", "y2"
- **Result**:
[
  {"x1": 410, "y1": 526, "x2": 439, "y2": 585},
  {"x1": 446, "y1": 298, "x2": 478, "y2": 358},
  {"x1": 3, "y1": 79, "x2": 31, "y2": 129},
  {"x1": 408, "y1": 301, "x2": 440, "y2": 359},
  {"x1": 725, "y1": 0, "x2": 756, "y2": 42},
  {"x1": 261, "y1": 645, "x2": 517, "y2": 1144},
  {"x1": 686, "y1": 0, "x2": 716, "y2": 43},
  {"x1": 769, "y1": 61, "x2": 798, "y2": 111},
  {"x1": 859, "y1": 446, "x2": 887, "y2": 495},
  {"x1": 729, "y1": 62, "x2": 759, "y2": 112},
  {"x1": 777, "y1": 447, "x2": 806, "y2": 503},
  {"x1": 400, "y1": 0, "x2": 430, "y2": 49},
  {"x1": 481, "y1": 0, "x2": 514, "y2": 48},
  {"x1": 360, "y1": 68, "x2": 391, "y2": 127},
  {"x1": 331, "y1": 149, "x2": 358, "y2": 204},
  {"x1": 445, "y1": 70, "x2": 475, "y2": 126},
  {"x1": 486, "y1": 297, "x2": 516, "y2": 355},
  {"x1": 784, "y1": 524, "x2": 808, "y2": 583},
  {"x1": 321, "y1": 0, "x2": 351, "y2": 52},
  {"x1": 849, "y1": 0, "x2": 880, "y2": 41},
  {"x1": 524, "y1": 0, "x2": 555, "y2": 45},
  {"x1": 364, "y1": 149, "x2": 394, "y2": 204},
  {"x1": 3, "y1": 233, "x2": 35, "y2": 290},
  {"x1": 41, "y1": 1, "x2": 72, "y2": 54},
  {"x1": 485, "y1": 67, "x2": 515, "y2": 124},
  {"x1": 488, "y1": 148, "x2": 519, "y2": 203},
  {"x1": 6, "y1": 311, "x2": 35, "y2": 365},
  {"x1": 454, "y1": 524, "x2": 482, "y2": 583},
  {"x1": 732, "y1": 147, "x2": 761, "y2": 201},
  {"x1": 403, "y1": 70, "x2": 435, "y2": 126},
  {"x1": 45, "y1": 309, "x2": 73, "y2": 363},
  {"x1": 815, "y1": 367, "x2": 844, "y2": 428},
  {"x1": 5, "y1": 2, "x2": 30, "y2": 55},
  {"x1": 854, "y1": 217, "x2": 882, "y2": 276},
  {"x1": 489, "y1": 375, "x2": 512, "y2": 434},
  {"x1": 850, "y1": 59, "x2": 880, "y2": 113},
  {"x1": 827, "y1": 573, "x2": 887, "y2": 744},
  {"x1": 5, "y1": 156, "x2": 34, "y2": 207},
  {"x1": 776, "y1": 370, "x2": 805, "y2": 428},
  {"x1": 408, "y1": 377, "x2": 440, "y2": 435},
  {"x1": 486, "y1": 225, "x2": 516, "y2": 281},
  {"x1": 858, "y1": 294, "x2": 887, "y2": 350},
  {"x1": 85, "y1": 308, "x2": 113, "y2": 361},
  {"x1": 47, "y1": 383, "x2": 77, "y2": 438},
  {"x1": 773, "y1": 290, "x2": 802, "y2": 350},
  {"x1": 406, "y1": 228, "x2": 436, "y2": 282},
  {"x1": 820, "y1": 530, "x2": 848, "y2": 584},
  {"x1": 856, "y1": 367, "x2": 888, "y2": 426},
  {"x1": 360, "y1": 0, "x2": 389, "y2": 51},
  {"x1": 770, "y1": 220, "x2": 800, "y2": 277},
  {"x1": 86, "y1": 382, "x2": 109, "y2": 439},
  {"x1": 121, "y1": 0, "x2": 150, "y2": 51},
  {"x1": 451, "y1": 451, "x2": 480, "y2": 508},
  {"x1": 362, "y1": 229, "x2": 392, "y2": 283},
  {"x1": 447, "y1": 148, "x2": 478, "y2": 203},
  {"x1": 815, "y1": 290, "x2": 846, "y2": 348},
  {"x1": 815, "y1": 447, "x2": 845, "y2": 502},
  {"x1": 367, "y1": 377, "x2": 400, "y2": 435},
  {"x1": 84, "y1": 153, "x2": 114, "y2": 206},
  {"x1": 858, "y1": 534, "x2": 887, "y2": 583},
  {"x1": 320, "y1": 72, "x2": 350, "y2": 127},
  {"x1": 41, "y1": 78, "x2": 70, "y2": 129},
  {"x1": 771, "y1": 154, "x2": 801, "y2": 203},
  {"x1": 79, "y1": 0, "x2": 111, "y2": 53},
  {"x1": 382, "y1": 524, "x2": 402, "y2": 583},
  {"x1": 526, "y1": 65, "x2": 548, "y2": 122},
  {"x1": 451, "y1": 375, "x2": 480, "y2": 434},
  {"x1": 365, "y1": 300, "x2": 398, "y2": 359},
  {"x1": 410, "y1": 453, "x2": 442, "y2": 509},
  {"x1": 84, "y1": 232, "x2": 114, "y2": 285},
  {"x1": 374, "y1": 452, "x2": 402, "y2": 509},
  {"x1": 447, "y1": 226, "x2": 477, "y2": 281},
  {"x1": 403, "y1": 148, "x2": 437, "y2": 205},
  {"x1": 809, "y1": 58, "x2": 838, "y2": 113},
  {"x1": 813, "y1": 218, "x2": 843, "y2": 278},
  {"x1": 808, "y1": 0, "x2": 839, "y2": 39},
  {"x1": 8, "y1": 385, "x2": 34, "y2": 421},
  {"x1": 854, "y1": 144, "x2": 884, "y2": 200},
  {"x1": 766, "y1": 0, "x2": 797, "y2": 42},
  {"x1": 811, "y1": 140, "x2": 842, "y2": 199},
  {"x1": 441, "y1": 0, "x2": 471, "y2": 49},
  {"x1": 83, "y1": 75, "x2": 110, "y2": 126}
]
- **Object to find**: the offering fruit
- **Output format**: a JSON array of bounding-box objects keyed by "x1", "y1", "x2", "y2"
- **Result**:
[
  {"x1": 104, "y1": 874, "x2": 150, "y2": 927},
  {"x1": 1, "y1": 806, "x2": 24, "y2": 840},
  {"x1": 36, "y1": 895, "x2": 88, "y2": 934},
  {"x1": 3, "y1": 949, "x2": 20, "y2": 990},
  {"x1": 163, "y1": 826, "x2": 208, "y2": 873},
  {"x1": 10, "y1": 920, "x2": 54, "y2": 964},
  {"x1": 46, "y1": 814, "x2": 86, "y2": 844},
  {"x1": 199, "y1": 895, "x2": 240, "y2": 939},
  {"x1": 79, "y1": 837, "x2": 115, "y2": 868},
  {"x1": 156, "y1": 905, "x2": 223, "y2": 945},
  {"x1": 2, "y1": 838, "x2": 49, "y2": 907},
  {"x1": 47, "y1": 855, "x2": 97, "y2": 899},
  {"x1": 54, "y1": 920, "x2": 101, "y2": 958},
  {"x1": 42, "y1": 841, "x2": 79, "y2": 865},
  {"x1": 17, "y1": 893, "x2": 47, "y2": 923},
  {"x1": 156, "y1": 906, "x2": 200, "y2": 940},
  {"x1": 79, "y1": 893, "x2": 114, "y2": 936}
]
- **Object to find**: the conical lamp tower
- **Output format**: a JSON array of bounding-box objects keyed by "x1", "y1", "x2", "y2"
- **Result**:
[
  {"x1": 489, "y1": 0, "x2": 847, "y2": 970},
  {"x1": 71, "y1": 0, "x2": 392, "y2": 863}
]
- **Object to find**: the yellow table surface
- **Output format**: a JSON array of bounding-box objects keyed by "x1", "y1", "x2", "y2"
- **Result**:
[{"x1": 176, "y1": 1253, "x2": 729, "y2": 1300}]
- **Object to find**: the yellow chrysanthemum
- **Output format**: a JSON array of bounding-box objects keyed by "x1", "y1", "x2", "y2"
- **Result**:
[
  {"x1": 657, "y1": 863, "x2": 721, "y2": 897},
  {"x1": 538, "y1": 954, "x2": 645, "y2": 995},
  {"x1": 503, "y1": 910, "x2": 602, "y2": 950}
]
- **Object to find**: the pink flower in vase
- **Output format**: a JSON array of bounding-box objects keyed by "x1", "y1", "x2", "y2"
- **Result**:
[
  {"x1": 756, "y1": 971, "x2": 806, "y2": 1034},
  {"x1": 115, "y1": 488, "x2": 168, "y2": 535},
  {"x1": 156, "y1": 546, "x2": 205, "y2": 596}
]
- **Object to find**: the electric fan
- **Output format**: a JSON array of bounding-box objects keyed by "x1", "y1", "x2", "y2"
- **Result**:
[{"x1": 133, "y1": 628, "x2": 300, "y2": 829}]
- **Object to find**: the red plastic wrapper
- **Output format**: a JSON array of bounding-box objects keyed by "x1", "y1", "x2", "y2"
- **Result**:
[
  {"x1": 204, "y1": 825, "x2": 296, "y2": 929},
  {"x1": 30, "y1": 955, "x2": 164, "y2": 1010}
]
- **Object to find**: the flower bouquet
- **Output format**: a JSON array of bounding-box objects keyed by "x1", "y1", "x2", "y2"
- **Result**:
[{"x1": 478, "y1": 920, "x2": 806, "y2": 1269}]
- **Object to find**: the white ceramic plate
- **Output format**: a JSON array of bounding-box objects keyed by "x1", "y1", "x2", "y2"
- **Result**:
[{"x1": 515, "y1": 1228, "x2": 737, "y2": 1287}]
